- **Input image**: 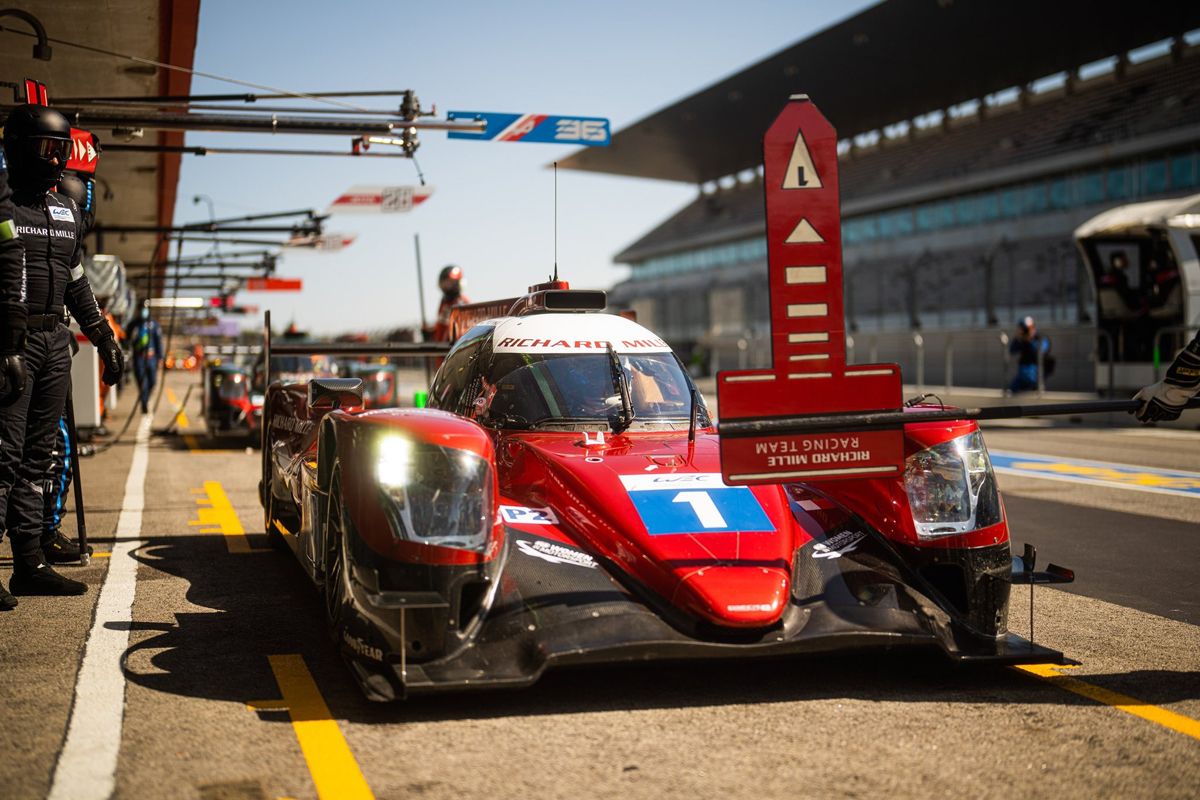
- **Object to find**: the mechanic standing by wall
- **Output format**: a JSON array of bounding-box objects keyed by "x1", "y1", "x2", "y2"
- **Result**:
[
  {"x1": 1133, "y1": 331, "x2": 1200, "y2": 423},
  {"x1": 0, "y1": 115, "x2": 28, "y2": 610},
  {"x1": 126, "y1": 304, "x2": 162, "y2": 414},
  {"x1": 1008, "y1": 316, "x2": 1051, "y2": 394},
  {"x1": 2, "y1": 104, "x2": 123, "y2": 597},
  {"x1": 39, "y1": 173, "x2": 99, "y2": 565},
  {"x1": 428, "y1": 265, "x2": 469, "y2": 343}
]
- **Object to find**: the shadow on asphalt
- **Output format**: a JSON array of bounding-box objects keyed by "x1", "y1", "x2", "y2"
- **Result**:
[
  {"x1": 118, "y1": 534, "x2": 1200, "y2": 724},
  {"x1": 152, "y1": 432, "x2": 259, "y2": 452}
]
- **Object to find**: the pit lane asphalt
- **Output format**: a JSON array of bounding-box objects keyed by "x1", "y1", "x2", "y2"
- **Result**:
[{"x1": 0, "y1": 371, "x2": 1196, "y2": 800}]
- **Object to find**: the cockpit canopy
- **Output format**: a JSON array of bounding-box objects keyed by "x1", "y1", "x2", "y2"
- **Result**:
[{"x1": 428, "y1": 313, "x2": 711, "y2": 431}]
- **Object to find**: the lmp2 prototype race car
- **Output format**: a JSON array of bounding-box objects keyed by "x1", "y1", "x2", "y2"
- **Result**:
[{"x1": 260, "y1": 96, "x2": 1069, "y2": 701}]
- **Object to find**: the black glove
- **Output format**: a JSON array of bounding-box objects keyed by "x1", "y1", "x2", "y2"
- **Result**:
[
  {"x1": 96, "y1": 336, "x2": 124, "y2": 386},
  {"x1": 1131, "y1": 335, "x2": 1200, "y2": 423},
  {"x1": 0, "y1": 311, "x2": 27, "y2": 406},
  {"x1": 0, "y1": 352, "x2": 25, "y2": 406}
]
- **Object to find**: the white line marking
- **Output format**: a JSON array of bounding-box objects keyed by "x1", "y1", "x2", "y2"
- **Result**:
[
  {"x1": 725, "y1": 374, "x2": 776, "y2": 383},
  {"x1": 993, "y1": 467, "x2": 1200, "y2": 500},
  {"x1": 787, "y1": 372, "x2": 833, "y2": 379},
  {"x1": 48, "y1": 415, "x2": 152, "y2": 800},
  {"x1": 1110, "y1": 427, "x2": 1200, "y2": 441},
  {"x1": 990, "y1": 449, "x2": 1200, "y2": 479}
]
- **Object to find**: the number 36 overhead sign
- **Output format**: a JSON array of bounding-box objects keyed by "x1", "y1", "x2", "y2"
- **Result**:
[{"x1": 447, "y1": 111, "x2": 610, "y2": 146}]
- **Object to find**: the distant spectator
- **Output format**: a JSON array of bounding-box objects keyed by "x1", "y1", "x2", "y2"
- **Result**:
[{"x1": 1009, "y1": 316, "x2": 1052, "y2": 394}]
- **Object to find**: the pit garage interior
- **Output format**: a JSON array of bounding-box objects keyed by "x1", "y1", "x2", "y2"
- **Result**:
[
  {"x1": 562, "y1": 0, "x2": 1200, "y2": 393},
  {"x1": 0, "y1": 1, "x2": 200, "y2": 294}
]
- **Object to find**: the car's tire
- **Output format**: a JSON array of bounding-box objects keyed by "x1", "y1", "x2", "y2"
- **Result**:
[
  {"x1": 262, "y1": 441, "x2": 296, "y2": 551},
  {"x1": 323, "y1": 464, "x2": 349, "y2": 633}
]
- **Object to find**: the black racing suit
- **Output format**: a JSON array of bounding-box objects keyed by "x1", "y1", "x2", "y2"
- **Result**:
[
  {"x1": 1, "y1": 189, "x2": 111, "y2": 573},
  {"x1": 0, "y1": 151, "x2": 26, "y2": 376}
]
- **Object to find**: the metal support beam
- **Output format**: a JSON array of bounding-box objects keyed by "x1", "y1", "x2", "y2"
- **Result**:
[
  {"x1": 2, "y1": 106, "x2": 483, "y2": 136},
  {"x1": 103, "y1": 143, "x2": 414, "y2": 158}
]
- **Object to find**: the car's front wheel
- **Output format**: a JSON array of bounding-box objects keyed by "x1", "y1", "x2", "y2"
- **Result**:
[
  {"x1": 323, "y1": 464, "x2": 349, "y2": 633},
  {"x1": 262, "y1": 444, "x2": 296, "y2": 551}
]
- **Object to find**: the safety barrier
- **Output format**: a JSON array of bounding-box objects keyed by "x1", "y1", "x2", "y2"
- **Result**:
[{"x1": 706, "y1": 325, "x2": 1113, "y2": 395}]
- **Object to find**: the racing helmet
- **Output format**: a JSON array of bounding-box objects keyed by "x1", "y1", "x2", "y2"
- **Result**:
[
  {"x1": 438, "y1": 265, "x2": 463, "y2": 297},
  {"x1": 57, "y1": 173, "x2": 95, "y2": 229},
  {"x1": 3, "y1": 104, "x2": 73, "y2": 193}
]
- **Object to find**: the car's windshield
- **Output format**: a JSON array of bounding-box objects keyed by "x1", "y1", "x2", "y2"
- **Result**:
[
  {"x1": 360, "y1": 371, "x2": 396, "y2": 405},
  {"x1": 214, "y1": 372, "x2": 248, "y2": 401},
  {"x1": 478, "y1": 352, "x2": 706, "y2": 430}
]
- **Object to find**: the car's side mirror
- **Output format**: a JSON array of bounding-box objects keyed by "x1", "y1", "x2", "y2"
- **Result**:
[{"x1": 307, "y1": 377, "x2": 364, "y2": 410}]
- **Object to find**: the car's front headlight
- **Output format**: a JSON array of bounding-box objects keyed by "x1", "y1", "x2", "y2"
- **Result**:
[
  {"x1": 904, "y1": 430, "x2": 1002, "y2": 539},
  {"x1": 375, "y1": 435, "x2": 492, "y2": 551}
]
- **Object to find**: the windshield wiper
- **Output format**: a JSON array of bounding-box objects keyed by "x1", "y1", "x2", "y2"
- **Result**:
[{"x1": 606, "y1": 343, "x2": 635, "y2": 433}]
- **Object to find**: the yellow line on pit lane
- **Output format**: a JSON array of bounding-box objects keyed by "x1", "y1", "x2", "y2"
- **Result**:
[
  {"x1": 165, "y1": 387, "x2": 200, "y2": 451},
  {"x1": 248, "y1": 654, "x2": 375, "y2": 800},
  {"x1": 189, "y1": 481, "x2": 269, "y2": 554},
  {"x1": 1014, "y1": 663, "x2": 1200, "y2": 741}
]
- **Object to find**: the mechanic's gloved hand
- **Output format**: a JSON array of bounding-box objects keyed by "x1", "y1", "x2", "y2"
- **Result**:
[
  {"x1": 1132, "y1": 382, "x2": 1188, "y2": 423},
  {"x1": 0, "y1": 313, "x2": 27, "y2": 407},
  {"x1": 1132, "y1": 337, "x2": 1200, "y2": 422},
  {"x1": 96, "y1": 336, "x2": 124, "y2": 386},
  {"x1": 0, "y1": 352, "x2": 26, "y2": 406}
]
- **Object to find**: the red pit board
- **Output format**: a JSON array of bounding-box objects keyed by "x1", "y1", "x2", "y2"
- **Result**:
[
  {"x1": 66, "y1": 129, "x2": 99, "y2": 175},
  {"x1": 716, "y1": 96, "x2": 904, "y2": 485},
  {"x1": 245, "y1": 277, "x2": 302, "y2": 292}
]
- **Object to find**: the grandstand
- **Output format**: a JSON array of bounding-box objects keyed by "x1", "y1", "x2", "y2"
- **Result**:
[{"x1": 561, "y1": 0, "x2": 1200, "y2": 391}]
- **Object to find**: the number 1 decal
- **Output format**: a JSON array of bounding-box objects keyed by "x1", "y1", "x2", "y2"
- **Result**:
[{"x1": 671, "y1": 491, "x2": 728, "y2": 529}]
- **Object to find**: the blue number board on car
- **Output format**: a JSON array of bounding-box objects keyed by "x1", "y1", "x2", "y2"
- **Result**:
[{"x1": 619, "y1": 473, "x2": 775, "y2": 535}]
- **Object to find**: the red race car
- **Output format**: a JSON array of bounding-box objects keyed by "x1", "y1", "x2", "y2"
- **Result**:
[
  {"x1": 261, "y1": 280, "x2": 1066, "y2": 701},
  {"x1": 261, "y1": 96, "x2": 1068, "y2": 701}
]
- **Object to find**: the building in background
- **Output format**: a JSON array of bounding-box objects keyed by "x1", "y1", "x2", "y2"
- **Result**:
[{"x1": 562, "y1": 0, "x2": 1200, "y2": 391}]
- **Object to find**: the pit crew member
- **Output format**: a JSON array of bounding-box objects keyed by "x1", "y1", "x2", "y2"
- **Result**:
[{"x1": 1, "y1": 104, "x2": 123, "y2": 596}]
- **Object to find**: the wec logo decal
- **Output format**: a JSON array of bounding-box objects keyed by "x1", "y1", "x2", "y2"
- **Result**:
[
  {"x1": 812, "y1": 529, "x2": 866, "y2": 559},
  {"x1": 516, "y1": 539, "x2": 597, "y2": 569}
]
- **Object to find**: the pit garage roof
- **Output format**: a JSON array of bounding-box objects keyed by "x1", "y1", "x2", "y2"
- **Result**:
[
  {"x1": 0, "y1": 1, "x2": 200, "y2": 280},
  {"x1": 558, "y1": 0, "x2": 1200, "y2": 184}
]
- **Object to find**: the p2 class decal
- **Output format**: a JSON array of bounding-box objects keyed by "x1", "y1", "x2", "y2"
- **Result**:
[
  {"x1": 446, "y1": 111, "x2": 611, "y2": 146},
  {"x1": 716, "y1": 96, "x2": 904, "y2": 486},
  {"x1": 515, "y1": 539, "x2": 598, "y2": 569},
  {"x1": 618, "y1": 473, "x2": 775, "y2": 536},
  {"x1": 499, "y1": 505, "x2": 560, "y2": 526}
]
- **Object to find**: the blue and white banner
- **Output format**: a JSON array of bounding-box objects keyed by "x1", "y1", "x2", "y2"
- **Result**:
[{"x1": 448, "y1": 111, "x2": 610, "y2": 146}]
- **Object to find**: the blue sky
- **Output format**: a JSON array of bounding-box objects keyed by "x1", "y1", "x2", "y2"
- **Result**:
[{"x1": 175, "y1": 0, "x2": 877, "y2": 333}]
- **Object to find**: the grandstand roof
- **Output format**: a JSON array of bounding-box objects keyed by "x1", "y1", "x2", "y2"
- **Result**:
[
  {"x1": 559, "y1": 0, "x2": 1200, "y2": 184},
  {"x1": 615, "y1": 53, "x2": 1200, "y2": 262}
]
